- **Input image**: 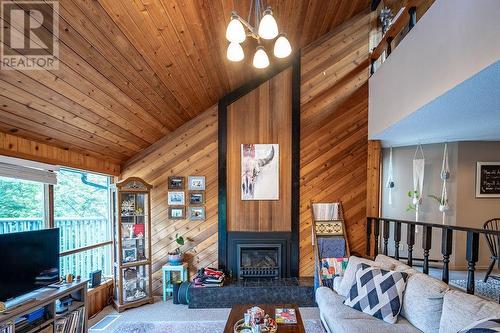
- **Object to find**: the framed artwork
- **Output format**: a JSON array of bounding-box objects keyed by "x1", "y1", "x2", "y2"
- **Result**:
[
  {"x1": 189, "y1": 206, "x2": 205, "y2": 221},
  {"x1": 189, "y1": 191, "x2": 205, "y2": 205},
  {"x1": 123, "y1": 247, "x2": 137, "y2": 263},
  {"x1": 188, "y1": 176, "x2": 206, "y2": 190},
  {"x1": 168, "y1": 176, "x2": 185, "y2": 190},
  {"x1": 167, "y1": 191, "x2": 185, "y2": 205},
  {"x1": 168, "y1": 206, "x2": 185, "y2": 220},
  {"x1": 241, "y1": 144, "x2": 279, "y2": 200},
  {"x1": 476, "y1": 162, "x2": 500, "y2": 197}
]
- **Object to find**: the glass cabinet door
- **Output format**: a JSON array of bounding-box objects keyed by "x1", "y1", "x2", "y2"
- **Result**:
[
  {"x1": 122, "y1": 265, "x2": 150, "y2": 303},
  {"x1": 119, "y1": 192, "x2": 149, "y2": 264}
]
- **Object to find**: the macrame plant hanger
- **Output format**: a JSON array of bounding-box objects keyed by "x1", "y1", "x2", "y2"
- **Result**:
[
  {"x1": 386, "y1": 147, "x2": 395, "y2": 205},
  {"x1": 439, "y1": 143, "x2": 450, "y2": 224},
  {"x1": 412, "y1": 145, "x2": 425, "y2": 222}
]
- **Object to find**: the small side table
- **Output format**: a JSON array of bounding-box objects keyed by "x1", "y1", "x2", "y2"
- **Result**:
[{"x1": 162, "y1": 262, "x2": 188, "y2": 301}]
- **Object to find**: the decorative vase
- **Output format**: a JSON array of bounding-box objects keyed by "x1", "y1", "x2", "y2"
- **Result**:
[{"x1": 168, "y1": 253, "x2": 183, "y2": 265}]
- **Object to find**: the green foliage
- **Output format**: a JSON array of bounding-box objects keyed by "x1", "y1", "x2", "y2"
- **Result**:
[
  {"x1": 175, "y1": 233, "x2": 185, "y2": 246},
  {"x1": 0, "y1": 177, "x2": 44, "y2": 218},
  {"x1": 406, "y1": 190, "x2": 420, "y2": 212},
  {"x1": 428, "y1": 194, "x2": 445, "y2": 205},
  {"x1": 0, "y1": 169, "x2": 109, "y2": 219}
]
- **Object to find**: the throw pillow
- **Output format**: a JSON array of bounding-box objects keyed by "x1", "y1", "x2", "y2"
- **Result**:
[
  {"x1": 337, "y1": 256, "x2": 395, "y2": 297},
  {"x1": 321, "y1": 257, "x2": 349, "y2": 279},
  {"x1": 458, "y1": 317, "x2": 500, "y2": 333},
  {"x1": 344, "y1": 263, "x2": 408, "y2": 324}
]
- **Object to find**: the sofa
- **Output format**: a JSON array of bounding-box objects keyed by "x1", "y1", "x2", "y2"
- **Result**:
[{"x1": 316, "y1": 255, "x2": 500, "y2": 333}]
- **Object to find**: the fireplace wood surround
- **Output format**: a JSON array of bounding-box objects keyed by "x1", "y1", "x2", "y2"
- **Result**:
[{"x1": 218, "y1": 53, "x2": 301, "y2": 277}]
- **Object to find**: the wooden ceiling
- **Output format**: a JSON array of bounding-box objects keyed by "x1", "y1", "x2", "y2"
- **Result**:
[{"x1": 0, "y1": 0, "x2": 369, "y2": 166}]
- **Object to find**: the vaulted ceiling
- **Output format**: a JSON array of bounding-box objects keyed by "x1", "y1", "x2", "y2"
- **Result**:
[{"x1": 0, "y1": 0, "x2": 370, "y2": 165}]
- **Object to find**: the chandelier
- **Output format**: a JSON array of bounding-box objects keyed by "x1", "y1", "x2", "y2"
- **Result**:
[{"x1": 225, "y1": 0, "x2": 292, "y2": 69}]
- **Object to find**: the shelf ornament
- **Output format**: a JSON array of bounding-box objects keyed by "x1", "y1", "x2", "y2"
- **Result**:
[{"x1": 386, "y1": 147, "x2": 395, "y2": 205}]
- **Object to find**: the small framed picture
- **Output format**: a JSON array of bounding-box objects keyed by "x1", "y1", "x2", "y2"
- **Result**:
[
  {"x1": 168, "y1": 176, "x2": 185, "y2": 190},
  {"x1": 168, "y1": 206, "x2": 185, "y2": 220},
  {"x1": 123, "y1": 247, "x2": 137, "y2": 263},
  {"x1": 476, "y1": 162, "x2": 500, "y2": 197},
  {"x1": 189, "y1": 191, "x2": 205, "y2": 205},
  {"x1": 168, "y1": 191, "x2": 185, "y2": 205},
  {"x1": 189, "y1": 206, "x2": 205, "y2": 221},
  {"x1": 188, "y1": 176, "x2": 206, "y2": 190}
]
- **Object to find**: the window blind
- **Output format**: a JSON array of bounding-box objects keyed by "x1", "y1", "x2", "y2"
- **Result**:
[{"x1": 0, "y1": 156, "x2": 58, "y2": 185}]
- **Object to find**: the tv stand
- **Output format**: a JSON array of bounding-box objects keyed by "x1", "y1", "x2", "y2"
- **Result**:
[{"x1": 0, "y1": 280, "x2": 88, "y2": 333}]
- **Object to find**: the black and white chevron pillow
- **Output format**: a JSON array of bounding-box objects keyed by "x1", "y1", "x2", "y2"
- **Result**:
[
  {"x1": 458, "y1": 317, "x2": 500, "y2": 332},
  {"x1": 344, "y1": 263, "x2": 408, "y2": 324}
]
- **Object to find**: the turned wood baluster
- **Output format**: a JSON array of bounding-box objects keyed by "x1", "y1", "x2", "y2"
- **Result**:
[
  {"x1": 406, "y1": 224, "x2": 416, "y2": 266},
  {"x1": 466, "y1": 231, "x2": 479, "y2": 295},
  {"x1": 383, "y1": 220, "x2": 390, "y2": 256},
  {"x1": 441, "y1": 228, "x2": 453, "y2": 284},
  {"x1": 422, "y1": 226, "x2": 433, "y2": 274},
  {"x1": 394, "y1": 222, "x2": 402, "y2": 260},
  {"x1": 366, "y1": 218, "x2": 372, "y2": 257},
  {"x1": 408, "y1": 7, "x2": 417, "y2": 30},
  {"x1": 373, "y1": 219, "x2": 380, "y2": 257}
]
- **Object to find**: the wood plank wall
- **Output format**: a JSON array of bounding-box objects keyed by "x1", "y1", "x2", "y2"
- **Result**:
[
  {"x1": 299, "y1": 11, "x2": 371, "y2": 276},
  {"x1": 0, "y1": 132, "x2": 120, "y2": 175},
  {"x1": 121, "y1": 107, "x2": 218, "y2": 294},
  {"x1": 227, "y1": 69, "x2": 292, "y2": 232},
  {"x1": 122, "y1": 11, "x2": 372, "y2": 283}
]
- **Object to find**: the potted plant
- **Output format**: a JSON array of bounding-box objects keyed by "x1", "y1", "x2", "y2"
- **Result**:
[
  {"x1": 429, "y1": 194, "x2": 449, "y2": 212},
  {"x1": 168, "y1": 233, "x2": 184, "y2": 265}
]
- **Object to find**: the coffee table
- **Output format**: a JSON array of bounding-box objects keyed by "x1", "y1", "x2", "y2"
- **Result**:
[{"x1": 223, "y1": 304, "x2": 305, "y2": 333}]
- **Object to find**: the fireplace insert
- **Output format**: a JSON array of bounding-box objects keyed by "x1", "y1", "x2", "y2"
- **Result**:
[{"x1": 236, "y1": 244, "x2": 282, "y2": 279}]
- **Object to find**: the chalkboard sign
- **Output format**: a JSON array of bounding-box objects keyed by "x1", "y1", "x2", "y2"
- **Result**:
[{"x1": 476, "y1": 162, "x2": 500, "y2": 197}]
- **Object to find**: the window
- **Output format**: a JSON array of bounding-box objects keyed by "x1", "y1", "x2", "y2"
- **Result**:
[
  {"x1": 54, "y1": 169, "x2": 112, "y2": 278},
  {"x1": 0, "y1": 162, "x2": 113, "y2": 280},
  {"x1": 0, "y1": 176, "x2": 45, "y2": 234}
]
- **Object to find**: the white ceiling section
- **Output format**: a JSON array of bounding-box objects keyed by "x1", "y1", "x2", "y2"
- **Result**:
[{"x1": 368, "y1": 0, "x2": 500, "y2": 147}]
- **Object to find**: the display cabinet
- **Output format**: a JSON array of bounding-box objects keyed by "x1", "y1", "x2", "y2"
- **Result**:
[{"x1": 111, "y1": 177, "x2": 153, "y2": 312}]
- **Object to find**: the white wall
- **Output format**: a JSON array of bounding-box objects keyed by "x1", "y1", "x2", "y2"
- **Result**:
[
  {"x1": 381, "y1": 143, "x2": 458, "y2": 262},
  {"x1": 369, "y1": 0, "x2": 500, "y2": 138},
  {"x1": 381, "y1": 142, "x2": 500, "y2": 271}
]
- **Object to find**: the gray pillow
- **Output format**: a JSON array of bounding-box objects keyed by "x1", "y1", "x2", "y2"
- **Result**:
[{"x1": 458, "y1": 317, "x2": 500, "y2": 332}]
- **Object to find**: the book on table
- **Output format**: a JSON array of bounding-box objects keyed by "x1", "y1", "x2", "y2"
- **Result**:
[{"x1": 275, "y1": 308, "x2": 297, "y2": 324}]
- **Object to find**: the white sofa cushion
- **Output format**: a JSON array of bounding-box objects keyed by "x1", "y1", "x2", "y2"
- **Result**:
[
  {"x1": 458, "y1": 317, "x2": 500, "y2": 332},
  {"x1": 337, "y1": 256, "x2": 395, "y2": 297},
  {"x1": 401, "y1": 273, "x2": 449, "y2": 333},
  {"x1": 375, "y1": 254, "x2": 419, "y2": 275},
  {"x1": 316, "y1": 287, "x2": 421, "y2": 333},
  {"x1": 439, "y1": 289, "x2": 500, "y2": 333},
  {"x1": 344, "y1": 263, "x2": 408, "y2": 324}
]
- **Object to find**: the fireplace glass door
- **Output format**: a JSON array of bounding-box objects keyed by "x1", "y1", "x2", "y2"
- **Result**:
[{"x1": 237, "y1": 244, "x2": 281, "y2": 279}]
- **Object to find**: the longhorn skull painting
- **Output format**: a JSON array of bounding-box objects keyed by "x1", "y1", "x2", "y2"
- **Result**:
[{"x1": 241, "y1": 144, "x2": 279, "y2": 200}]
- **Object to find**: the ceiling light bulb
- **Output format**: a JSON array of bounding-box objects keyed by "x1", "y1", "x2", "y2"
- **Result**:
[
  {"x1": 227, "y1": 42, "x2": 244, "y2": 62},
  {"x1": 253, "y1": 46, "x2": 269, "y2": 69},
  {"x1": 274, "y1": 34, "x2": 292, "y2": 58},
  {"x1": 226, "y1": 14, "x2": 246, "y2": 43},
  {"x1": 258, "y1": 7, "x2": 278, "y2": 40}
]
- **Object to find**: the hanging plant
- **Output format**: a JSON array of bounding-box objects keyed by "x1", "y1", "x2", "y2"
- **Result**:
[
  {"x1": 406, "y1": 190, "x2": 422, "y2": 212},
  {"x1": 428, "y1": 194, "x2": 450, "y2": 212}
]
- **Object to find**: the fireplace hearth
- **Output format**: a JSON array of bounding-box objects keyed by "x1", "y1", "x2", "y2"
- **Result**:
[{"x1": 237, "y1": 244, "x2": 281, "y2": 279}]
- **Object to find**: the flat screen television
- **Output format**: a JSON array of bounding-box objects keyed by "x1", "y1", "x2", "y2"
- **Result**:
[{"x1": 0, "y1": 229, "x2": 60, "y2": 302}]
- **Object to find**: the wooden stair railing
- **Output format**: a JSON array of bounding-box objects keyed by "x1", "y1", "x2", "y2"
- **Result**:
[
  {"x1": 370, "y1": 0, "x2": 421, "y2": 75},
  {"x1": 366, "y1": 217, "x2": 500, "y2": 302}
]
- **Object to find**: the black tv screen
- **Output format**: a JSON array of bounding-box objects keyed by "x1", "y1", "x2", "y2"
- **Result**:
[{"x1": 0, "y1": 229, "x2": 60, "y2": 302}]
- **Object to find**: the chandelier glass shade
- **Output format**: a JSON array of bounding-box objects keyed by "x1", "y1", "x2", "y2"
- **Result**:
[
  {"x1": 225, "y1": 1, "x2": 291, "y2": 68},
  {"x1": 227, "y1": 42, "x2": 245, "y2": 62},
  {"x1": 258, "y1": 8, "x2": 278, "y2": 39},
  {"x1": 226, "y1": 15, "x2": 246, "y2": 43},
  {"x1": 253, "y1": 46, "x2": 270, "y2": 68},
  {"x1": 273, "y1": 34, "x2": 292, "y2": 58}
]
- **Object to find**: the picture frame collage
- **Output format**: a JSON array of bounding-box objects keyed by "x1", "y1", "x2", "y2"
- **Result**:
[{"x1": 167, "y1": 176, "x2": 206, "y2": 221}]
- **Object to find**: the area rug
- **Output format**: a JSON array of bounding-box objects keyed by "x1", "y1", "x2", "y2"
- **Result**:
[
  {"x1": 450, "y1": 279, "x2": 500, "y2": 301},
  {"x1": 112, "y1": 320, "x2": 326, "y2": 333}
]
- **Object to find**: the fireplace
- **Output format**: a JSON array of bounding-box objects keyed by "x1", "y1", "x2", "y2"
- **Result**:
[
  {"x1": 227, "y1": 232, "x2": 291, "y2": 279},
  {"x1": 237, "y1": 244, "x2": 282, "y2": 279}
]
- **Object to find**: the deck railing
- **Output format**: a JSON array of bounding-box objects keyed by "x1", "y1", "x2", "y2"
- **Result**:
[
  {"x1": 366, "y1": 217, "x2": 500, "y2": 299},
  {"x1": 0, "y1": 217, "x2": 112, "y2": 278}
]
